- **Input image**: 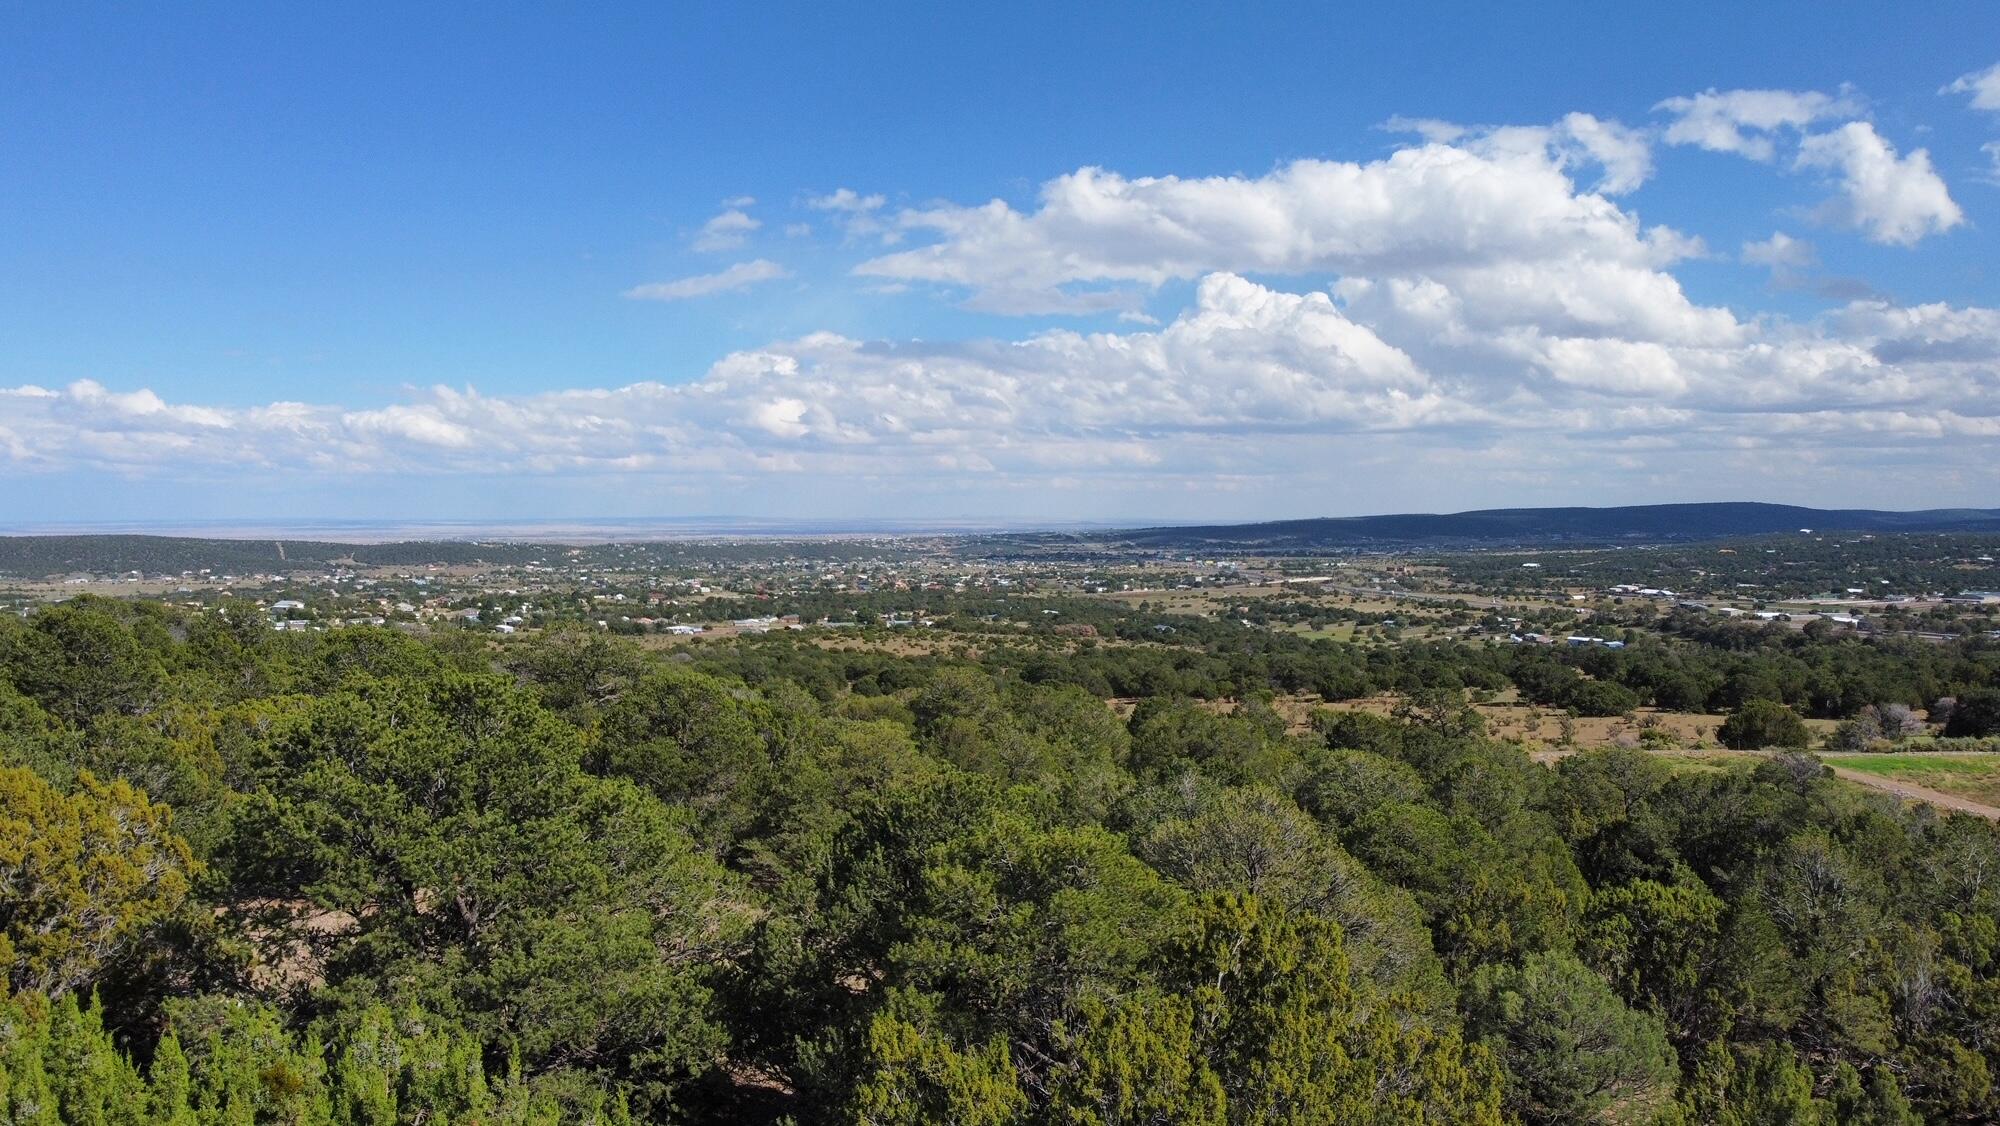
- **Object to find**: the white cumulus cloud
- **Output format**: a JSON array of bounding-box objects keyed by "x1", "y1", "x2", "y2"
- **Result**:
[
  {"x1": 855, "y1": 145, "x2": 1696, "y2": 316},
  {"x1": 1944, "y1": 62, "x2": 2000, "y2": 111},
  {"x1": 1796, "y1": 122, "x2": 1963, "y2": 245},
  {"x1": 1652, "y1": 86, "x2": 1961, "y2": 246},
  {"x1": 1387, "y1": 112, "x2": 1654, "y2": 194}
]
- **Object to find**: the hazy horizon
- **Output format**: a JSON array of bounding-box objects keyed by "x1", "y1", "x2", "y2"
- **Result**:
[{"x1": 6, "y1": 499, "x2": 1999, "y2": 546}]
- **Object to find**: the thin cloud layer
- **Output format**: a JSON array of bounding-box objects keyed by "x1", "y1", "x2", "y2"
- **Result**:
[
  {"x1": 693, "y1": 206, "x2": 761, "y2": 252},
  {"x1": 623, "y1": 259, "x2": 791, "y2": 301},
  {"x1": 1655, "y1": 87, "x2": 1860, "y2": 160},
  {"x1": 1742, "y1": 232, "x2": 1816, "y2": 270}
]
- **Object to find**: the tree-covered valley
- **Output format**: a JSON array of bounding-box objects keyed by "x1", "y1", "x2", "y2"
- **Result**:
[{"x1": 2, "y1": 590, "x2": 1998, "y2": 1124}]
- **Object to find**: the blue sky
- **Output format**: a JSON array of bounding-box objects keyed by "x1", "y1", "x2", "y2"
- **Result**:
[{"x1": 4, "y1": 2, "x2": 2000, "y2": 526}]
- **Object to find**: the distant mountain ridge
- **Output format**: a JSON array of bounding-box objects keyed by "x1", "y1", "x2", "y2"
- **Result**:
[{"x1": 1100, "y1": 502, "x2": 2000, "y2": 550}]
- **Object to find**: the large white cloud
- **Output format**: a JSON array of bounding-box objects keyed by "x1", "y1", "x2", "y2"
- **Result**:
[{"x1": 853, "y1": 144, "x2": 1696, "y2": 315}]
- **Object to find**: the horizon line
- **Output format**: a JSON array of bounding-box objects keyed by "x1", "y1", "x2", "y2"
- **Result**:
[{"x1": 3, "y1": 500, "x2": 1998, "y2": 545}]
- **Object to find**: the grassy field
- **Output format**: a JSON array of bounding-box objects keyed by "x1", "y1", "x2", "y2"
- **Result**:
[{"x1": 1826, "y1": 753, "x2": 2000, "y2": 806}]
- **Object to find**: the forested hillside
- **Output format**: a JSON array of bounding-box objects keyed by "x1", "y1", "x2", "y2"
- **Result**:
[{"x1": 3, "y1": 598, "x2": 1997, "y2": 1122}]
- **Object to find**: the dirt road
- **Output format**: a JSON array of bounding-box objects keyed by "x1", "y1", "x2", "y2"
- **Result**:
[
  {"x1": 1532, "y1": 746, "x2": 2000, "y2": 821},
  {"x1": 1822, "y1": 765, "x2": 2000, "y2": 820}
]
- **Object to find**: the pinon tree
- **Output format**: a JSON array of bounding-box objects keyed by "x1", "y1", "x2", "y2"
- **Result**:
[
  {"x1": 1717, "y1": 699, "x2": 1811, "y2": 750},
  {"x1": 1461, "y1": 950, "x2": 1679, "y2": 1123},
  {"x1": 1944, "y1": 688, "x2": 2000, "y2": 739},
  {"x1": 215, "y1": 672, "x2": 754, "y2": 1110},
  {"x1": 0, "y1": 989, "x2": 614, "y2": 1124},
  {"x1": 849, "y1": 894, "x2": 1506, "y2": 1125},
  {"x1": 0, "y1": 765, "x2": 195, "y2": 998}
]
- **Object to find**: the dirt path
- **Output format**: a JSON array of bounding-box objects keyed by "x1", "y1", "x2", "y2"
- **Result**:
[
  {"x1": 1531, "y1": 747, "x2": 1755, "y2": 768},
  {"x1": 1531, "y1": 746, "x2": 2000, "y2": 820},
  {"x1": 1823, "y1": 766, "x2": 2000, "y2": 820}
]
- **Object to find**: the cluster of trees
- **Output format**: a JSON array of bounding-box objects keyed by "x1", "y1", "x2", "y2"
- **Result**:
[
  {"x1": 692, "y1": 614, "x2": 1999, "y2": 732},
  {"x1": 3, "y1": 597, "x2": 1998, "y2": 1122}
]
